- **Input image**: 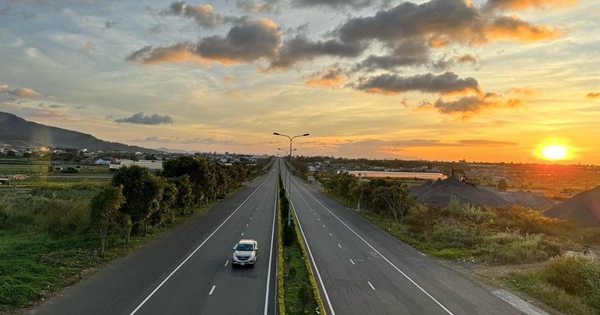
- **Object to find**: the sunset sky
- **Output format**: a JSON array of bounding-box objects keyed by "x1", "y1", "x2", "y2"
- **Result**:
[{"x1": 1, "y1": 0, "x2": 598, "y2": 164}]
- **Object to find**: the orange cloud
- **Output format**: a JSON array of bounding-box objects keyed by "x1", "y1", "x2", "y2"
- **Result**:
[
  {"x1": 587, "y1": 92, "x2": 600, "y2": 98},
  {"x1": 487, "y1": 0, "x2": 576, "y2": 11},
  {"x1": 127, "y1": 44, "x2": 214, "y2": 66},
  {"x1": 485, "y1": 16, "x2": 564, "y2": 42},
  {"x1": 428, "y1": 37, "x2": 450, "y2": 48},
  {"x1": 507, "y1": 87, "x2": 536, "y2": 95},
  {"x1": 305, "y1": 67, "x2": 347, "y2": 89}
]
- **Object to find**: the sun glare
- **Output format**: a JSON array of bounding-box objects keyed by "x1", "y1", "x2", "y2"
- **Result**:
[{"x1": 541, "y1": 145, "x2": 568, "y2": 160}]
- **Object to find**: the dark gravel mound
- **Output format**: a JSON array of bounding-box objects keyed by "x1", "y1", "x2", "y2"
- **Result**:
[
  {"x1": 409, "y1": 177, "x2": 555, "y2": 209},
  {"x1": 544, "y1": 186, "x2": 600, "y2": 226}
]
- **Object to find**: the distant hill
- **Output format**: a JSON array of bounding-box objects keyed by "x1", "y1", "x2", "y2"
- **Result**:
[
  {"x1": 409, "y1": 177, "x2": 555, "y2": 209},
  {"x1": 544, "y1": 186, "x2": 600, "y2": 226},
  {"x1": 0, "y1": 111, "x2": 158, "y2": 153}
]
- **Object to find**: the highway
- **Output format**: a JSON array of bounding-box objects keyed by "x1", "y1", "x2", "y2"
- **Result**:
[
  {"x1": 29, "y1": 158, "x2": 537, "y2": 315},
  {"x1": 29, "y1": 166, "x2": 280, "y2": 315},
  {"x1": 286, "y1": 169, "x2": 528, "y2": 315}
]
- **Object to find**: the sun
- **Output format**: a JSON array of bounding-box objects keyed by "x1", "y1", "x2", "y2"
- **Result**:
[{"x1": 541, "y1": 145, "x2": 568, "y2": 160}]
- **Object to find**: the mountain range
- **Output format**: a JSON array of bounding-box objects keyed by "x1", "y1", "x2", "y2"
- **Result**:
[{"x1": 0, "y1": 111, "x2": 157, "y2": 153}]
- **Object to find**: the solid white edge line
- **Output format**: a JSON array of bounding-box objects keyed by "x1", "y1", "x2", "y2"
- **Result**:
[
  {"x1": 296, "y1": 180, "x2": 455, "y2": 315},
  {"x1": 290, "y1": 198, "x2": 336, "y2": 315},
  {"x1": 129, "y1": 171, "x2": 273, "y2": 315},
  {"x1": 263, "y1": 176, "x2": 277, "y2": 315}
]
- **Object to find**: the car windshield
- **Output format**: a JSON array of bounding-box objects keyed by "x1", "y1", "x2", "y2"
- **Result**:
[{"x1": 236, "y1": 244, "x2": 253, "y2": 251}]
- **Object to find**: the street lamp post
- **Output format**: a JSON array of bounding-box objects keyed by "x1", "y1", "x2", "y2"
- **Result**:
[{"x1": 273, "y1": 132, "x2": 309, "y2": 226}]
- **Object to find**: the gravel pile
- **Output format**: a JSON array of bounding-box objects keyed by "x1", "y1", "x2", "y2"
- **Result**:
[
  {"x1": 409, "y1": 177, "x2": 555, "y2": 209},
  {"x1": 544, "y1": 185, "x2": 600, "y2": 226}
]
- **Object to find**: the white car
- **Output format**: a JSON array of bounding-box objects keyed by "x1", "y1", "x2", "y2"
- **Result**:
[{"x1": 232, "y1": 239, "x2": 258, "y2": 268}]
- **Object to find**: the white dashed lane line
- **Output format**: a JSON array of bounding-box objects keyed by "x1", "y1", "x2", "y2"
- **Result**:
[
  {"x1": 209, "y1": 285, "x2": 216, "y2": 296},
  {"x1": 368, "y1": 281, "x2": 375, "y2": 290}
]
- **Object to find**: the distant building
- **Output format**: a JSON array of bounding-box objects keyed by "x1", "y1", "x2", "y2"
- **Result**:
[
  {"x1": 94, "y1": 158, "x2": 110, "y2": 165},
  {"x1": 109, "y1": 159, "x2": 163, "y2": 171}
]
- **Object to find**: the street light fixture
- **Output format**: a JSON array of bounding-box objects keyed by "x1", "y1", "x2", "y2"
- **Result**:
[{"x1": 273, "y1": 132, "x2": 309, "y2": 226}]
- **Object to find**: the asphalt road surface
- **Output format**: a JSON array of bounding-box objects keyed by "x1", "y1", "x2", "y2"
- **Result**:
[
  {"x1": 286, "y1": 168, "x2": 531, "y2": 315},
  {"x1": 28, "y1": 167, "x2": 280, "y2": 315},
  {"x1": 28, "y1": 159, "x2": 543, "y2": 315}
]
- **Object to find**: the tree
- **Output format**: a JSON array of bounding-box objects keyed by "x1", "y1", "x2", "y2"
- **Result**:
[
  {"x1": 372, "y1": 181, "x2": 414, "y2": 229},
  {"x1": 162, "y1": 155, "x2": 210, "y2": 204},
  {"x1": 111, "y1": 165, "x2": 161, "y2": 235},
  {"x1": 172, "y1": 175, "x2": 194, "y2": 214},
  {"x1": 90, "y1": 185, "x2": 125, "y2": 254},
  {"x1": 151, "y1": 179, "x2": 178, "y2": 225}
]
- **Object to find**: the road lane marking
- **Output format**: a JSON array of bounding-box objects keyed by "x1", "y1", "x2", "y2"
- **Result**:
[
  {"x1": 297, "y1": 183, "x2": 455, "y2": 315},
  {"x1": 368, "y1": 281, "x2": 375, "y2": 290},
  {"x1": 290, "y1": 202, "x2": 336, "y2": 315},
  {"x1": 350, "y1": 259, "x2": 355, "y2": 265},
  {"x1": 241, "y1": 232, "x2": 244, "y2": 236},
  {"x1": 209, "y1": 285, "x2": 216, "y2": 296},
  {"x1": 329, "y1": 233, "x2": 333, "y2": 237},
  {"x1": 225, "y1": 260, "x2": 229, "y2": 266},
  {"x1": 337, "y1": 244, "x2": 342, "y2": 248},
  {"x1": 129, "y1": 170, "x2": 274, "y2": 315},
  {"x1": 323, "y1": 225, "x2": 326, "y2": 228},
  {"x1": 263, "y1": 181, "x2": 278, "y2": 315}
]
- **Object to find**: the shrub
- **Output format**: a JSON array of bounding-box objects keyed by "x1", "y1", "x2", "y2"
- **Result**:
[
  {"x1": 545, "y1": 256, "x2": 600, "y2": 296},
  {"x1": 430, "y1": 226, "x2": 482, "y2": 248},
  {"x1": 283, "y1": 225, "x2": 296, "y2": 247},
  {"x1": 34, "y1": 199, "x2": 90, "y2": 235},
  {"x1": 477, "y1": 233, "x2": 562, "y2": 265}
]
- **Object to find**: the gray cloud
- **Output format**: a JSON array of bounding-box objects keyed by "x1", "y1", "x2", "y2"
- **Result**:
[
  {"x1": 431, "y1": 54, "x2": 479, "y2": 71},
  {"x1": 293, "y1": 0, "x2": 374, "y2": 10},
  {"x1": 269, "y1": 35, "x2": 367, "y2": 70},
  {"x1": 163, "y1": 2, "x2": 225, "y2": 29},
  {"x1": 114, "y1": 112, "x2": 174, "y2": 125},
  {"x1": 335, "y1": 0, "x2": 561, "y2": 46},
  {"x1": 127, "y1": 18, "x2": 282, "y2": 65},
  {"x1": 355, "y1": 39, "x2": 430, "y2": 72},
  {"x1": 196, "y1": 18, "x2": 282, "y2": 62},
  {"x1": 237, "y1": 0, "x2": 283, "y2": 14},
  {"x1": 104, "y1": 20, "x2": 116, "y2": 29},
  {"x1": 353, "y1": 71, "x2": 482, "y2": 95},
  {"x1": 424, "y1": 92, "x2": 522, "y2": 117}
]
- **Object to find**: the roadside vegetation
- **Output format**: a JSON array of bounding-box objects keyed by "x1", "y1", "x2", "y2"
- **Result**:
[
  {"x1": 318, "y1": 170, "x2": 600, "y2": 315},
  {"x1": 0, "y1": 155, "x2": 269, "y2": 312},
  {"x1": 277, "y1": 175, "x2": 324, "y2": 315}
]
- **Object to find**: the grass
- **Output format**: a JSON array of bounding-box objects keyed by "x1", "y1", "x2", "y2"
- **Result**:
[{"x1": 282, "y1": 242, "x2": 317, "y2": 314}]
